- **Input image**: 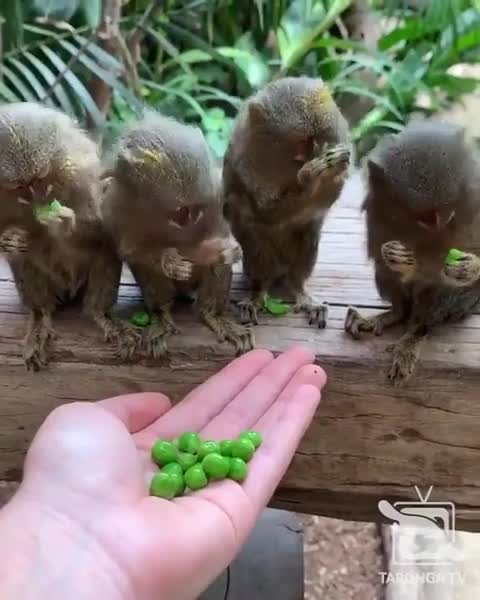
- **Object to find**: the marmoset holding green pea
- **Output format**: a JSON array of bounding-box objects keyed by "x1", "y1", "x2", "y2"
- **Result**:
[
  {"x1": 0, "y1": 102, "x2": 134, "y2": 370},
  {"x1": 345, "y1": 119, "x2": 480, "y2": 385},
  {"x1": 101, "y1": 111, "x2": 254, "y2": 358},
  {"x1": 223, "y1": 76, "x2": 352, "y2": 328}
]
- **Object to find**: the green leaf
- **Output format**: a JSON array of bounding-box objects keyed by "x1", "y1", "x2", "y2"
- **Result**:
[
  {"x1": 22, "y1": 23, "x2": 65, "y2": 38},
  {"x1": 427, "y1": 73, "x2": 479, "y2": 95},
  {"x1": 39, "y1": 45, "x2": 105, "y2": 127},
  {"x1": 313, "y1": 35, "x2": 366, "y2": 52},
  {"x1": 1, "y1": 0, "x2": 24, "y2": 50},
  {"x1": 0, "y1": 80, "x2": 20, "y2": 103},
  {"x1": 24, "y1": 49, "x2": 76, "y2": 115},
  {"x1": 333, "y1": 83, "x2": 404, "y2": 121},
  {"x1": 196, "y1": 85, "x2": 242, "y2": 110},
  {"x1": 74, "y1": 34, "x2": 123, "y2": 73},
  {"x1": 6, "y1": 56, "x2": 54, "y2": 105},
  {"x1": 352, "y1": 106, "x2": 390, "y2": 141},
  {"x1": 206, "y1": 130, "x2": 229, "y2": 159},
  {"x1": 31, "y1": 0, "x2": 80, "y2": 20},
  {"x1": 164, "y1": 22, "x2": 235, "y2": 69},
  {"x1": 79, "y1": 0, "x2": 101, "y2": 28},
  {"x1": 1, "y1": 64, "x2": 37, "y2": 101},
  {"x1": 439, "y1": 8, "x2": 480, "y2": 50},
  {"x1": 218, "y1": 46, "x2": 269, "y2": 89},
  {"x1": 141, "y1": 80, "x2": 207, "y2": 120},
  {"x1": 277, "y1": 0, "x2": 353, "y2": 74},
  {"x1": 254, "y1": 0, "x2": 264, "y2": 30},
  {"x1": 202, "y1": 107, "x2": 226, "y2": 132},
  {"x1": 147, "y1": 27, "x2": 197, "y2": 77},
  {"x1": 58, "y1": 39, "x2": 142, "y2": 112},
  {"x1": 158, "y1": 48, "x2": 212, "y2": 75},
  {"x1": 378, "y1": 21, "x2": 428, "y2": 51}
]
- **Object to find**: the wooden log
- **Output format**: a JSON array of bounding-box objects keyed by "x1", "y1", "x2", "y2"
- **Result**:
[{"x1": 1, "y1": 173, "x2": 480, "y2": 530}]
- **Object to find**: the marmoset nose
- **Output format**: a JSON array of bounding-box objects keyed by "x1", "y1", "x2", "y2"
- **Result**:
[
  {"x1": 29, "y1": 180, "x2": 54, "y2": 203},
  {"x1": 418, "y1": 209, "x2": 455, "y2": 231}
]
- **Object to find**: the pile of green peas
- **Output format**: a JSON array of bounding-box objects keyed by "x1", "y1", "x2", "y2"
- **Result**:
[{"x1": 150, "y1": 431, "x2": 262, "y2": 499}]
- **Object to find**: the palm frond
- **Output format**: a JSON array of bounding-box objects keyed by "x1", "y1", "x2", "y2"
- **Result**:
[{"x1": 1, "y1": 21, "x2": 139, "y2": 128}]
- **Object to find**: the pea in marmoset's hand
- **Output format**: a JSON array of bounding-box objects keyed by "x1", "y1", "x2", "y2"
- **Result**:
[{"x1": 0, "y1": 346, "x2": 325, "y2": 600}]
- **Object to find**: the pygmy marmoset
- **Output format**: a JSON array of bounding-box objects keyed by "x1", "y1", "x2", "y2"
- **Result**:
[
  {"x1": 102, "y1": 111, "x2": 254, "y2": 358},
  {"x1": 0, "y1": 102, "x2": 132, "y2": 370},
  {"x1": 223, "y1": 76, "x2": 352, "y2": 328},
  {"x1": 345, "y1": 119, "x2": 480, "y2": 385}
]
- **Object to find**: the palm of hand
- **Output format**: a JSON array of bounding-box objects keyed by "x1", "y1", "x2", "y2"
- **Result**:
[{"x1": 17, "y1": 347, "x2": 324, "y2": 600}]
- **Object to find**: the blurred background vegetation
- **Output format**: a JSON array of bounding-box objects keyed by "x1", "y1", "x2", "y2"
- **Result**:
[{"x1": 0, "y1": 0, "x2": 479, "y2": 158}]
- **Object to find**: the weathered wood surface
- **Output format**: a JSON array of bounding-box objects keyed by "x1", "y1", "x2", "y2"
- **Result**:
[{"x1": 1, "y1": 172, "x2": 480, "y2": 530}]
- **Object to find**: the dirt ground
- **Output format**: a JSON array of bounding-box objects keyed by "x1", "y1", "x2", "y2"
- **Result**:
[{"x1": 298, "y1": 514, "x2": 385, "y2": 600}]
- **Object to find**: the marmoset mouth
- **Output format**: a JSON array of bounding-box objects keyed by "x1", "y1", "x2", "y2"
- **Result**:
[
  {"x1": 12, "y1": 182, "x2": 54, "y2": 206},
  {"x1": 417, "y1": 210, "x2": 455, "y2": 231}
]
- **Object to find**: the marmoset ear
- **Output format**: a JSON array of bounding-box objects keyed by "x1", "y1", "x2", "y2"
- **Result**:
[
  {"x1": 248, "y1": 101, "x2": 267, "y2": 128},
  {"x1": 367, "y1": 159, "x2": 389, "y2": 189}
]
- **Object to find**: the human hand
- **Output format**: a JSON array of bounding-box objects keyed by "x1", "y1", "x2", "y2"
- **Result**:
[{"x1": 0, "y1": 346, "x2": 326, "y2": 600}]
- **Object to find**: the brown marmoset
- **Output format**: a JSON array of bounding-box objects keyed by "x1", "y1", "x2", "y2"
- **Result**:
[
  {"x1": 0, "y1": 102, "x2": 133, "y2": 370},
  {"x1": 345, "y1": 119, "x2": 480, "y2": 385},
  {"x1": 101, "y1": 111, "x2": 254, "y2": 358},
  {"x1": 222, "y1": 76, "x2": 352, "y2": 328}
]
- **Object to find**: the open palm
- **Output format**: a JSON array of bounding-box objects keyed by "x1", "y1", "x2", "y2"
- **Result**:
[{"x1": 6, "y1": 347, "x2": 325, "y2": 600}]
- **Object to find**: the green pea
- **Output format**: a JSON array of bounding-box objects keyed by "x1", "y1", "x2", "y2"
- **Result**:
[
  {"x1": 220, "y1": 440, "x2": 233, "y2": 457},
  {"x1": 178, "y1": 432, "x2": 201, "y2": 454},
  {"x1": 151, "y1": 440, "x2": 177, "y2": 466},
  {"x1": 202, "y1": 453, "x2": 230, "y2": 480},
  {"x1": 162, "y1": 462, "x2": 183, "y2": 478},
  {"x1": 198, "y1": 441, "x2": 221, "y2": 460},
  {"x1": 231, "y1": 438, "x2": 255, "y2": 462},
  {"x1": 131, "y1": 310, "x2": 151, "y2": 327},
  {"x1": 239, "y1": 431, "x2": 263, "y2": 449},
  {"x1": 150, "y1": 472, "x2": 177, "y2": 499},
  {"x1": 446, "y1": 248, "x2": 465, "y2": 265},
  {"x1": 171, "y1": 473, "x2": 185, "y2": 497},
  {"x1": 228, "y1": 458, "x2": 248, "y2": 482},
  {"x1": 184, "y1": 464, "x2": 208, "y2": 490},
  {"x1": 161, "y1": 464, "x2": 185, "y2": 496},
  {"x1": 177, "y1": 452, "x2": 198, "y2": 471},
  {"x1": 263, "y1": 294, "x2": 290, "y2": 315}
]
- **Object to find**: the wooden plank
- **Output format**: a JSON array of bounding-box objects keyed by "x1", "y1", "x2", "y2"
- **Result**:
[{"x1": 1, "y1": 172, "x2": 480, "y2": 530}]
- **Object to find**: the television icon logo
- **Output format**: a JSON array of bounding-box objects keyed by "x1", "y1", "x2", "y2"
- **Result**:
[{"x1": 378, "y1": 486, "x2": 463, "y2": 566}]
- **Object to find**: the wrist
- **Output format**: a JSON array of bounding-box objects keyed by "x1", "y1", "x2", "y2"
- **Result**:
[{"x1": 0, "y1": 488, "x2": 134, "y2": 600}]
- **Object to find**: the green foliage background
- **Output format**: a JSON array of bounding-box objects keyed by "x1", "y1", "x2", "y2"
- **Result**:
[{"x1": 0, "y1": 0, "x2": 479, "y2": 158}]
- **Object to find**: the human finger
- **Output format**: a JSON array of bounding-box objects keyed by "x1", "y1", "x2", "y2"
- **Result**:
[
  {"x1": 243, "y1": 383, "x2": 321, "y2": 509},
  {"x1": 137, "y1": 349, "x2": 274, "y2": 447},
  {"x1": 249, "y1": 363, "x2": 325, "y2": 434},
  {"x1": 188, "y1": 383, "x2": 321, "y2": 548},
  {"x1": 200, "y1": 346, "x2": 317, "y2": 439}
]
